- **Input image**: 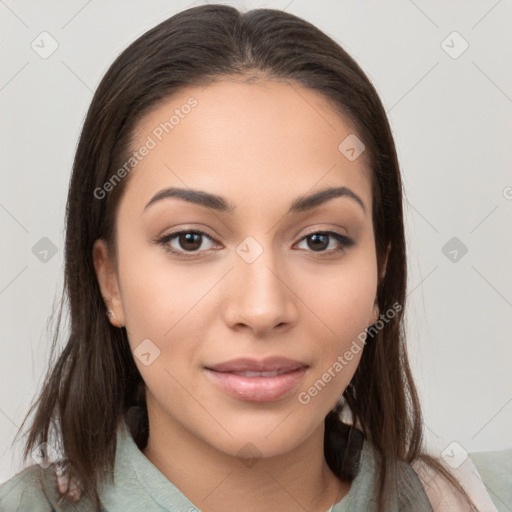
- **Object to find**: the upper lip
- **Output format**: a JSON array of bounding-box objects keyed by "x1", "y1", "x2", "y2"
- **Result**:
[{"x1": 205, "y1": 356, "x2": 308, "y2": 373}]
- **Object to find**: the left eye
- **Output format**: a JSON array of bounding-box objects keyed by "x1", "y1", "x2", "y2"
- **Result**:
[{"x1": 296, "y1": 232, "x2": 354, "y2": 253}]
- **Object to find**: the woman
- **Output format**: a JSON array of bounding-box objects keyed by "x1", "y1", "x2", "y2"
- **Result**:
[{"x1": 0, "y1": 4, "x2": 480, "y2": 511}]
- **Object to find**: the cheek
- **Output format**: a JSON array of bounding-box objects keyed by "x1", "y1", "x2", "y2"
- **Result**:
[
  {"x1": 115, "y1": 228, "x2": 214, "y2": 341},
  {"x1": 307, "y1": 252, "x2": 378, "y2": 341},
  {"x1": 116, "y1": 247, "x2": 223, "y2": 405},
  {"x1": 297, "y1": 248, "x2": 377, "y2": 400}
]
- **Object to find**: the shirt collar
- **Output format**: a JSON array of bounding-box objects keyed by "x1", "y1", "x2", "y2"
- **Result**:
[
  {"x1": 98, "y1": 418, "x2": 199, "y2": 511},
  {"x1": 99, "y1": 418, "x2": 373, "y2": 512}
]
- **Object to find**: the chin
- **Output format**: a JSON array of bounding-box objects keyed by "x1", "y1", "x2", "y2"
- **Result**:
[{"x1": 200, "y1": 413, "x2": 318, "y2": 460}]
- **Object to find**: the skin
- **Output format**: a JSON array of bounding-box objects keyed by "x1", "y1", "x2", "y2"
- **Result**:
[{"x1": 93, "y1": 79, "x2": 382, "y2": 512}]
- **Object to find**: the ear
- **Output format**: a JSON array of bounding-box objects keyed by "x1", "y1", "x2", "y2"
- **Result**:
[
  {"x1": 369, "y1": 242, "x2": 392, "y2": 325},
  {"x1": 92, "y1": 238, "x2": 125, "y2": 327}
]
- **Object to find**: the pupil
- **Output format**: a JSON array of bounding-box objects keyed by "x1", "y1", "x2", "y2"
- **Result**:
[
  {"x1": 181, "y1": 233, "x2": 201, "y2": 250},
  {"x1": 309, "y1": 233, "x2": 328, "y2": 251}
]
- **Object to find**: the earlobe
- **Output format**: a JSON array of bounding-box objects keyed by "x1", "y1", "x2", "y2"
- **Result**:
[
  {"x1": 369, "y1": 243, "x2": 390, "y2": 326},
  {"x1": 92, "y1": 239, "x2": 125, "y2": 327}
]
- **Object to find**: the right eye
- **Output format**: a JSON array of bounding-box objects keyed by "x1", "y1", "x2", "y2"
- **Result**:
[{"x1": 156, "y1": 230, "x2": 220, "y2": 258}]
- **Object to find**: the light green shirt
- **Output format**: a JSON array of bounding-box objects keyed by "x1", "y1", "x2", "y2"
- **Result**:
[{"x1": 0, "y1": 419, "x2": 433, "y2": 511}]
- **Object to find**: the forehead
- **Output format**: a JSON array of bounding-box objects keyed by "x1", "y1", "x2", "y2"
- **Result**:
[{"x1": 123, "y1": 79, "x2": 372, "y2": 211}]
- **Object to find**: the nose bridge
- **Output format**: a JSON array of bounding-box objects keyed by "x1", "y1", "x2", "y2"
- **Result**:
[{"x1": 224, "y1": 234, "x2": 296, "y2": 332}]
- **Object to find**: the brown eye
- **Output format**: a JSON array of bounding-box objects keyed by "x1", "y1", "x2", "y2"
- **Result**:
[
  {"x1": 306, "y1": 233, "x2": 329, "y2": 251},
  {"x1": 177, "y1": 232, "x2": 202, "y2": 251},
  {"x1": 157, "y1": 230, "x2": 218, "y2": 257},
  {"x1": 296, "y1": 231, "x2": 354, "y2": 254}
]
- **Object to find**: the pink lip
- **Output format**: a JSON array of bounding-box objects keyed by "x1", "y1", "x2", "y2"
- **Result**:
[
  {"x1": 204, "y1": 357, "x2": 308, "y2": 402},
  {"x1": 206, "y1": 356, "x2": 308, "y2": 373}
]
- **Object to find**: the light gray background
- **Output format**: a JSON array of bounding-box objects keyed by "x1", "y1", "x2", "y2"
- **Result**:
[{"x1": 1, "y1": 0, "x2": 511, "y2": 482}]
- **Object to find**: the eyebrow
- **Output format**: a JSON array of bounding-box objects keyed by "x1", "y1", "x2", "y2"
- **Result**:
[{"x1": 144, "y1": 185, "x2": 366, "y2": 215}]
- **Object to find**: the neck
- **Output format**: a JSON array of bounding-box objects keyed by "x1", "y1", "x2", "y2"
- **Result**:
[{"x1": 141, "y1": 403, "x2": 349, "y2": 512}]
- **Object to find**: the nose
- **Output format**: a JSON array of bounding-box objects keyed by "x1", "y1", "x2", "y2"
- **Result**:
[{"x1": 222, "y1": 242, "x2": 298, "y2": 337}]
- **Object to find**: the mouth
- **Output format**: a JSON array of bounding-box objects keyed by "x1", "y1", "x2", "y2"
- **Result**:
[
  {"x1": 221, "y1": 369, "x2": 297, "y2": 377},
  {"x1": 204, "y1": 356, "x2": 309, "y2": 402}
]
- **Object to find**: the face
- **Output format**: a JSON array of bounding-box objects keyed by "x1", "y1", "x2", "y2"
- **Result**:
[{"x1": 94, "y1": 79, "x2": 380, "y2": 458}]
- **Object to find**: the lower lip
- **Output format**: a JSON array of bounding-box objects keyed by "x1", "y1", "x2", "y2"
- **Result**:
[{"x1": 204, "y1": 368, "x2": 307, "y2": 402}]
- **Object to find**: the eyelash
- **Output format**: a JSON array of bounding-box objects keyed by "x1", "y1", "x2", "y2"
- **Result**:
[{"x1": 155, "y1": 229, "x2": 355, "y2": 259}]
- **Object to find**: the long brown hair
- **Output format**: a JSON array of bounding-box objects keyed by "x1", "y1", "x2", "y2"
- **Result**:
[{"x1": 14, "y1": 4, "x2": 475, "y2": 510}]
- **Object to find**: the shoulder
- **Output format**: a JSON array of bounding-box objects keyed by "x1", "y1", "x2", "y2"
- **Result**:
[
  {"x1": 350, "y1": 441, "x2": 433, "y2": 511},
  {"x1": 413, "y1": 459, "x2": 472, "y2": 512},
  {"x1": 360, "y1": 442, "x2": 471, "y2": 511},
  {"x1": 0, "y1": 462, "x2": 86, "y2": 512},
  {"x1": 0, "y1": 464, "x2": 53, "y2": 512}
]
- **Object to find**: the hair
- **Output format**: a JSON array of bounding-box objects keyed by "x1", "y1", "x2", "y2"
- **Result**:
[{"x1": 14, "y1": 4, "x2": 476, "y2": 511}]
